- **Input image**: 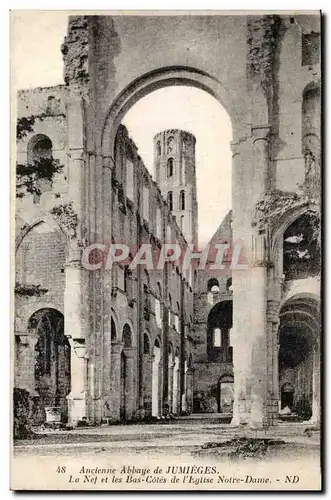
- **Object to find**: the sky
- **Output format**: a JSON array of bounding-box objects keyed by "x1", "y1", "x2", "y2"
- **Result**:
[{"x1": 11, "y1": 11, "x2": 232, "y2": 248}]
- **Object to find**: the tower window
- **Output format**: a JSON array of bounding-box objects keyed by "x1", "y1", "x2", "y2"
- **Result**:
[
  {"x1": 167, "y1": 158, "x2": 174, "y2": 177},
  {"x1": 180, "y1": 215, "x2": 184, "y2": 232},
  {"x1": 213, "y1": 328, "x2": 222, "y2": 347},
  {"x1": 179, "y1": 190, "x2": 185, "y2": 210},
  {"x1": 156, "y1": 140, "x2": 161, "y2": 156},
  {"x1": 167, "y1": 191, "x2": 173, "y2": 211}
]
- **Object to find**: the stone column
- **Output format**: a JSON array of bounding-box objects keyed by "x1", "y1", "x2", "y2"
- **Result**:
[
  {"x1": 266, "y1": 298, "x2": 281, "y2": 426},
  {"x1": 186, "y1": 369, "x2": 194, "y2": 414},
  {"x1": 310, "y1": 346, "x2": 320, "y2": 428},
  {"x1": 172, "y1": 359, "x2": 179, "y2": 415},
  {"x1": 168, "y1": 361, "x2": 175, "y2": 413},
  {"x1": 142, "y1": 354, "x2": 153, "y2": 418},
  {"x1": 123, "y1": 348, "x2": 135, "y2": 420},
  {"x1": 230, "y1": 138, "x2": 251, "y2": 426},
  {"x1": 249, "y1": 233, "x2": 269, "y2": 429},
  {"x1": 109, "y1": 342, "x2": 123, "y2": 421},
  {"x1": 15, "y1": 334, "x2": 39, "y2": 396},
  {"x1": 67, "y1": 339, "x2": 87, "y2": 425}
]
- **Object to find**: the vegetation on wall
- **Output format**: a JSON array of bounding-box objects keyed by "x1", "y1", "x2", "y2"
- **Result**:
[{"x1": 16, "y1": 116, "x2": 63, "y2": 199}]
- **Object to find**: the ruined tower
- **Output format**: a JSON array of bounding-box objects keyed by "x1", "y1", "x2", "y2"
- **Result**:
[{"x1": 154, "y1": 129, "x2": 198, "y2": 247}]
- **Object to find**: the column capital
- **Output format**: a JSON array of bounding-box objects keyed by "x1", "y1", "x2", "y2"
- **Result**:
[
  {"x1": 252, "y1": 124, "x2": 271, "y2": 142},
  {"x1": 123, "y1": 347, "x2": 135, "y2": 359},
  {"x1": 69, "y1": 338, "x2": 86, "y2": 358},
  {"x1": 111, "y1": 341, "x2": 123, "y2": 355}
]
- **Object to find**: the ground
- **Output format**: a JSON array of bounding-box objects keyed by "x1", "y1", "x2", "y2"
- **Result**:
[{"x1": 14, "y1": 414, "x2": 320, "y2": 460}]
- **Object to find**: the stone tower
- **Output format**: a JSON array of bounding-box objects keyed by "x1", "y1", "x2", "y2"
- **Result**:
[{"x1": 154, "y1": 129, "x2": 198, "y2": 246}]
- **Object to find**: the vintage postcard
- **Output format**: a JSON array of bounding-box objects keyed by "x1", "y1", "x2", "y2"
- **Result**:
[{"x1": 11, "y1": 10, "x2": 321, "y2": 491}]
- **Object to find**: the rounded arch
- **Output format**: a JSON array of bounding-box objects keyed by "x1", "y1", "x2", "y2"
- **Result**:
[
  {"x1": 111, "y1": 316, "x2": 117, "y2": 342},
  {"x1": 15, "y1": 216, "x2": 69, "y2": 254},
  {"x1": 272, "y1": 204, "x2": 312, "y2": 257},
  {"x1": 207, "y1": 277, "x2": 219, "y2": 292},
  {"x1": 143, "y1": 331, "x2": 151, "y2": 354},
  {"x1": 27, "y1": 133, "x2": 52, "y2": 163},
  {"x1": 154, "y1": 336, "x2": 161, "y2": 350},
  {"x1": 271, "y1": 206, "x2": 320, "y2": 279},
  {"x1": 219, "y1": 373, "x2": 234, "y2": 384},
  {"x1": 122, "y1": 323, "x2": 134, "y2": 348},
  {"x1": 101, "y1": 66, "x2": 238, "y2": 157}
]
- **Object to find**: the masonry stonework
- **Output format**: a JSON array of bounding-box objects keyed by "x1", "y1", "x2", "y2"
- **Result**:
[{"x1": 15, "y1": 13, "x2": 321, "y2": 429}]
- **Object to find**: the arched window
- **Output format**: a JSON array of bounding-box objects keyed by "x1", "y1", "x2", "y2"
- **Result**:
[
  {"x1": 46, "y1": 95, "x2": 59, "y2": 114},
  {"x1": 167, "y1": 136, "x2": 174, "y2": 154},
  {"x1": 143, "y1": 333, "x2": 150, "y2": 354},
  {"x1": 122, "y1": 324, "x2": 132, "y2": 348},
  {"x1": 27, "y1": 134, "x2": 52, "y2": 163},
  {"x1": 207, "y1": 278, "x2": 220, "y2": 293},
  {"x1": 27, "y1": 134, "x2": 53, "y2": 201},
  {"x1": 157, "y1": 281, "x2": 162, "y2": 298},
  {"x1": 156, "y1": 140, "x2": 161, "y2": 156},
  {"x1": 213, "y1": 328, "x2": 221, "y2": 347},
  {"x1": 180, "y1": 215, "x2": 185, "y2": 232},
  {"x1": 179, "y1": 190, "x2": 185, "y2": 210},
  {"x1": 167, "y1": 158, "x2": 174, "y2": 178},
  {"x1": 111, "y1": 316, "x2": 117, "y2": 342},
  {"x1": 207, "y1": 301, "x2": 233, "y2": 361},
  {"x1": 167, "y1": 191, "x2": 173, "y2": 211}
]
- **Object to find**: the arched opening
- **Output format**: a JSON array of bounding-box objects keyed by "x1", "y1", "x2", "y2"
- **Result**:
[
  {"x1": 167, "y1": 158, "x2": 174, "y2": 178},
  {"x1": 27, "y1": 134, "x2": 52, "y2": 163},
  {"x1": 27, "y1": 134, "x2": 53, "y2": 201},
  {"x1": 278, "y1": 296, "x2": 320, "y2": 421},
  {"x1": 207, "y1": 301, "x2": 233, "y2": 362},
  {"x1": 109, "y1": 79, "x2": 233, "y2": 249},
  {"x1": 167, "y1": 191, "x2": 173, "y2": 211},
  {"x1": 111, "y1": 316, "x2": 117, "y2": 342},
  {"x1": 283, "y1": 211, "x2": 320, "y2": 282},
  {"x1": 207, "y1": 277, "x2": 220, "y2": 304},
  {"x1": 28, "y1": 308, "x2": 70, "y2": 424},
  {"x1": 152, "y1": 338, "x2": 161, "y2": 417},
  {"x1": 218, "y1": 374, "x2": 234, "y2": 414},
  {"x1": 280, "y1": 382, "x2": 294, "y2": 411},
  {"x1": 143, "y1": 333, "x2": 150, "y2": 354},
  {"x1": 179, "y1": 190, "x2": 185, "y2": 210}
]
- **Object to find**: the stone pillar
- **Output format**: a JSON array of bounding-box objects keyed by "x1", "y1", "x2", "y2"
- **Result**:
[
  {"x1": 266, "y1": 298, "x2": 281, "y2": 426},
  {"x1": 249, "y1": 232, "x2": 269, "y2": 429},
  {"x1": 123, "y1": 348, "x2": 135, "y2": 420},
  {"x1": 310, "y1": 347, "x2": 320, "y2": 428},
  {"x1": 168, "y1": 361, "x2": 174, "y2": 413},
  {"x1": 15, "y1": 334, "x2": 39, "y2": 396},
  {"x1": 142, "y1": 354, "x2": 153, "y2": 418},
  {"x1": 186, "y1": 369, "x2": 194, "y2": 414},
  {"x1": 172, "y1": 358, "x2": 179, "y2": 415},
  {"x1": 230, "y1": 138, "x2": 251, "y2": 426},
  {"x1": 109, "y1": 342, "x2": 123, "y2": 421},
  {"x1": 67, "y1": 339, "x2": 87, "y2": 425}
]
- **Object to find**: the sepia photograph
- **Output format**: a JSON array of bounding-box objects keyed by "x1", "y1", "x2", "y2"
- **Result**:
[{"x1": 10, "y1": 10, "x2": 321, "y2": 491}]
